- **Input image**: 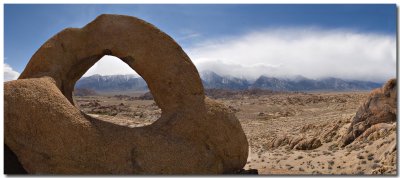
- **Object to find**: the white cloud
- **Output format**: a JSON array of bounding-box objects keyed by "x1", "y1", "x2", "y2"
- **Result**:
[
  {"x1": 186, "y1": 27, "x2": 396, "y2": 82},
  {"x1": 4, "y1": 63, "x2": 20, "y2": 82},
  {"x1": 177, "y1": 32, "x2": 201, "y2": 41},
  {"x1": 83, "y1": 55, "x2": 138, "y2": 77},
  {"x1": 176, "y1": 29, "x2": 201, "y2": 41}
]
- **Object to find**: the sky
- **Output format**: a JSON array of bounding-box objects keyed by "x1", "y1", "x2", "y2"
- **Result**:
[{"x1": 4, "y1": 4, "x2": 397, "y2": 82}]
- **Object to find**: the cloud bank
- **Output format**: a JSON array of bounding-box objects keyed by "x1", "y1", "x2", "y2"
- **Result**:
[
  {"x1": 187, "y1": 27, "x2": 396, "y2": 82},
  {"x1": 4, "y1": 63, "x2": 20, "y2": 81},
  {"x1": 81, "y1": 27, "x2": 395, "y2": 83}
]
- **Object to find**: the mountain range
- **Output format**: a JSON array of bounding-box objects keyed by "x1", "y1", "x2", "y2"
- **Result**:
[
  {"x1": 75, "y1": 71, "x2": 382, "y2": 92},
  {"x1": 75, "y1": 74, "x2": 148, "y2": 91}
]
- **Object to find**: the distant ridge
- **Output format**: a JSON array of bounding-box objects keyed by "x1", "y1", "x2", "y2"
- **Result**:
[
  {"x1": 251, "y1": 75, "x2": 382, "y2": 91},
  {"x1": 200, "y1": 71, "x2": 382, "y2": 91},
  {"x1": 75, "y1": 72, "x2": 382, "y2": 92}
]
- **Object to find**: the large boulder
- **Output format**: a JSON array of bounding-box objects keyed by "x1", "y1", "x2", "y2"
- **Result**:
[
  {"x1": 4, "y1": 14, "x2": 248, "y2": 174},
  {"x1": 340, "y1": 79, "x2": 396, "y2": 147}
]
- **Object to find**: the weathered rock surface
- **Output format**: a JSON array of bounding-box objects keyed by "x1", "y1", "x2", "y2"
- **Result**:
[
  {"x1": 266, "y1": 135, "x2": 322, "y2": 150},
  {"x1": 340, "y1": 79, "x2": 396, "y2": 147},
  {"x1": 5, "y1": 14, "x2": 248, "y2": 174},
  {"x1": 293, "y1": 138, "x2": 322, "y2": 150}
]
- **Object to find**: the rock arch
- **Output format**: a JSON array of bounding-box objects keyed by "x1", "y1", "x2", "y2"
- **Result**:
[
  {"x1": 19, "y1": 14, "x2": 203, "y2": 115},
  {"x1": 5, "y1": 14, "x2": 248, "y2": 174}
]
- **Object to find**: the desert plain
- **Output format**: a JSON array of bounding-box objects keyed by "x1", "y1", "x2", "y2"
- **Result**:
[{"x1": 73, "y1": 89, "x2": 396, "y2": 175}]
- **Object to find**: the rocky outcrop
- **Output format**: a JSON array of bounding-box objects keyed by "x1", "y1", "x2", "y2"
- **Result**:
[
  {"x1": 354, "y1": 123, "x2": 395, "y2": 142},
  {"x1": 293, "y1": 138, "x2": 322, "y2": 150},
  {"x1": 340, "y1": 79, "x2": 396, "y2": 147},
  {"x1": 5, "y1": 14, "x2": 248, "y2": 174},
  {"x1": 267, "y1": 135, "x2": 322, "y2": 150}
]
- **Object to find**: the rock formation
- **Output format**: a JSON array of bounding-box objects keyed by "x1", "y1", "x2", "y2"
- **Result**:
[
  {"x1": 4, "y1": 14, "x2": 248, "y2": 174},
  {"x1": 267, "y1": 135, "x2": 323, "y2": 150},
  {"x1": 340, "y1": 78, "x2": 396, "y2": 147}
]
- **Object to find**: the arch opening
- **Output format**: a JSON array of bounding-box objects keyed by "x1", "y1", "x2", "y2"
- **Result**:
[{"x1": 73, "y1": 55, "x2": 160, "y2": 128}]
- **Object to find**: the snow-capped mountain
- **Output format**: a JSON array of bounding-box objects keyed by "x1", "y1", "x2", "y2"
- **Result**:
[
  {"x1": 251, "y1": 76, "x2": 382, "y2": 91},
  {"x1": 75, "y1": 74, "x2": 148, "y2": 91},
  {"x1": 200, "y1": 71, "x2": 250, "y2": 90}
]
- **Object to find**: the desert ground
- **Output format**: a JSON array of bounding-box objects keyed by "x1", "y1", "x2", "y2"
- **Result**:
[{"x1": 73, "y1": 90, "x2": 396, "y2": 175}]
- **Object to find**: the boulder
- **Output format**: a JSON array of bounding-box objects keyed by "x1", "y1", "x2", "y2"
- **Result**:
[{"x1": 4, "y1": 14, "x2": 248, "y2": 174}]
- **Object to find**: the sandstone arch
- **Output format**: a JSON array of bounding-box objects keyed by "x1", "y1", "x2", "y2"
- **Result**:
[
  {"x1": 5, "y1": 14, "x2": 248, "y2": 174},
  {"x1": 19, "y1": 14, "x2": 203, "y2": 114}
]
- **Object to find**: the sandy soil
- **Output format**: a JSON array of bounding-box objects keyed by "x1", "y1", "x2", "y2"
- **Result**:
[{"x1": 73, "y1": 91, "x2": 396, "y2": 175}]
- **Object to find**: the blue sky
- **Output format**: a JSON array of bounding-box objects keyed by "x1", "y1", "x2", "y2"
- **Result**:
[{"x1": 4, "y1": 4, "x2": 397, "y2": 82}]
